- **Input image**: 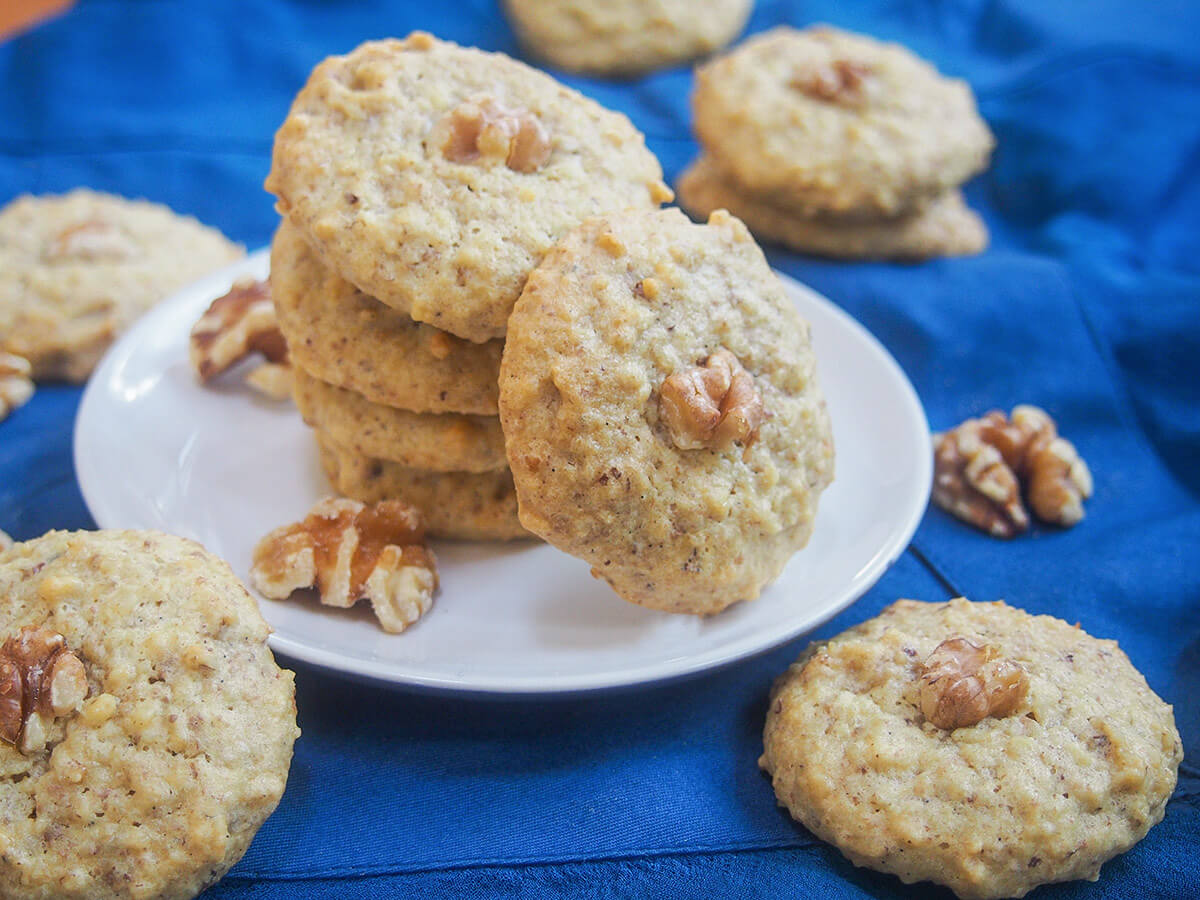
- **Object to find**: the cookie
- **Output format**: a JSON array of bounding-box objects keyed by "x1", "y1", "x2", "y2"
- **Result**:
[
  {"x1": 692, "y1": 26, "x2": 994, "y2": 217},
  {"x1": 503, "y1": 0, "x2": 752, "y2": 76},
  {"x1": 0, "y1": 189, "x2": 243, "y2": 381},
  {"x1": 316, "y1": 435, "x2": 529, "y2": 541},
  {"x1": 265, "y1": 32, "x2": 672, "y2": 343},
  {"x1": 499, "y1": 208, "x2": 834, "y2": 615},
  {"x1": 293, "y1": 365, "x2": 506, "y2": 473},
  {"x1": 678, "y1": 155, "x2": 988, "y2": 260},
  {"x1": 762, "y1": 597, "x2": 1183, "y2": 900},
  {"x1": 0, "y1": 530, "x2": 299, "y2": 900},
  {"x1": 270, "y1": 219, "x2": 501, "y2": 415}
]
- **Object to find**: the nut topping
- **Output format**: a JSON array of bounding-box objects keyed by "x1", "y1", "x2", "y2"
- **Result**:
[
  {"x1": 251, "y1": 497, "x2": 439, "y2": 634},
  {"x1": 189, "y1": 278, "x2": 289, "y2": 385},
  {"x1": 659, "y1": 348, "x2": 764, "y2": 451},
  {"x1": 43, "y1": 219, "x2": 138, "y2": 262},
  {"x1": 933, "y1": 406, "x2": 1092, "y2": 537},
  {"x1": 431, "y1": 96, "x2": 552, "y2": 173},
  {"x1": 919, "y1": 637, "x2": 1028, "y2": 730},
  {"x1": 0, "y1": 626, "x2": 89, "y2": 754},
  {"x1": 790, "y1": 59, "x2": 874, "y2": 107},
  {"x1": 0, "y1": 352, "x2": 34, "y2": 423}
]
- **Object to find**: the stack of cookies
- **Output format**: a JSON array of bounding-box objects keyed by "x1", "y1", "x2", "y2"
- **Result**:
[
  {"x1": 264, "y1": 33, "x2": 671, "y2": 540},
  {"x1": 679, "y1": 26, "x2": 994, "y2": 261}
]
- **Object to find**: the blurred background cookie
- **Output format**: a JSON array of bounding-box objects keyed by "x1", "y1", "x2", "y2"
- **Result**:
[
  {"x1": 502, "y1": 0, "x2": 753, "y2": 76},
  {"x1": 0, "y1": 189, "x2": 243, "y2": 381}
]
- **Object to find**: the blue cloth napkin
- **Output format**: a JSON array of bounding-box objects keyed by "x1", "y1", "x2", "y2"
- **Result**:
[{"x1": 1, "y1": 1, "x2": 1197, "y2": 897}]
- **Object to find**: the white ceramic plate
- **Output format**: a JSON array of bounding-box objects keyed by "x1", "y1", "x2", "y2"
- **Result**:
[{"x1": 76, "y1": 249, "x2": 930, "y2": 694}]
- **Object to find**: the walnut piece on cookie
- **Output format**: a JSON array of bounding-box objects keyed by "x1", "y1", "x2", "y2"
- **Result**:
[
  {"x1": 251, "y1": 497, "x2": 439, "y2": 634},
  {"x1": 0, "y1": 529, "x2": 298, "y2": 900},
  {"x1": 190, "y1": 278, "x2": 291, "y2": 398},
  {"x1": 0, "y1": 352, "x2": 34, "y2": 422},
  {"x1": 761, "y1": 597, "x2": 1182, "y2": 899},
  {"x1": 499, "y1": 207, "x2": 834, "y2": 615},
  {"x1": 933, "y1": 405, "x2": 1092, "y2": 537}
]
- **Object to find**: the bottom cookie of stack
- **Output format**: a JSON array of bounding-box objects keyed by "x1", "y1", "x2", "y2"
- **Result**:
[{"x1": 315, "y1": 433, "x2": 528, "y2": 542}]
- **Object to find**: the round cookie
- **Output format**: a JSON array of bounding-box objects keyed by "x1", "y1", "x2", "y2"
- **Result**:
[
  {"x1": 503, "y1": 0, "x2": 752, "y2": 76},
  {"x1": 293, "y1": 365, "x2": 506, "y2": 473},
  {"x1": 762, "y1": 597, "x2": 1183, "y2": 900},
  {"x1": 266, "y1": 32, "x2": 672, "y2": 343},
  {"x1": 270, "y1": 219, "x2": 502, "y2": 415},
  {"x1": 0, "y1": 189, "x2": 243, "y2": 381},
  {"x1": 316, "y1": 435, "x2": 529, "y2": 541},
  {"x1": 692, "y1": 26, "x2": 994, "y2": 217},
  {"x1": 678, "y1": 155, "x2": 988, "y2": 260},
  {"x1": 0, "y1": 530, "x2": 299, "y2": 900},
  {"x1": 499, "y1": 207, "x2": 834, "y2": 615}
]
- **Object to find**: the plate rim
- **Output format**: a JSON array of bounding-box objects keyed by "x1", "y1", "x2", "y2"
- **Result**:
[{"x1": 75, "y1": 249, "x2": 931, "y2": 695}]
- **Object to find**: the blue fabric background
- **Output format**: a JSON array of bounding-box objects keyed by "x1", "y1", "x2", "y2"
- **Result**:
[{"x1": 1, "y1": 1, "x2": 1197, "y2": 897}]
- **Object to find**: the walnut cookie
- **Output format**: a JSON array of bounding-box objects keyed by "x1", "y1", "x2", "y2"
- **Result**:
[
  {"x1": 293, "y1": 366, "x2": 507, "y2": 473},
  {"x1": 0, "y1": 189, "x2": 243, "y2": 381},
  {"x1": 761, "y1": 598, "x2": 1182, "y2": 900},
  {"x1": 316, "y1": 435, "x2": 528, "y2": 542},
  {"x1": 692, "y1": 26, "x2": 994, "y2": 218},
  {"x1": 678, "y1": 154, "x2": 988, "y2": 261},
  {"x1": 503, "y1": 0, "x2": 752, "y2": 76},
  {"x1": 0, "y1": 530, "x2": 299, "y2": 900},
  {"x1": 499, "y1": 207, "x2": 834, "y2": 615},
  {"x1": 266, "y1": 32, "x2": 672, "y2": 343},
  {"x1": 270, "y1": 218, "x2": 502, "y2": 415}
]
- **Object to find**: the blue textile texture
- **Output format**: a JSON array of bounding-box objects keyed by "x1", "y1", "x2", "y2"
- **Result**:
[{"x1": 2, "y1": 1, "x2": 1198, "y2": 897}]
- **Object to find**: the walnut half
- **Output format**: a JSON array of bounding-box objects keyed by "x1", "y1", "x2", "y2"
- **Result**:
[
  {"x1": 431, "y1": 96, "x2": 552, "y2": 174},
  {"x1": 659, "y1": 349, "x2": 765, "y2": 451},
  {"x1": 251, "y1": 497, "x2": 438, "y2": 634},
  {"x1": 919, "y1": 637, "x2": 1028, "y2": 730},
  {"x1": 933, "y1": 405, "x2": 1092, "y2": 537},
  {"x1": 189, "y1": 278, "x2": 289, "y2": 391},
  {"x1": 0, "y1": 626, "x2": 89, "y2": 754}
]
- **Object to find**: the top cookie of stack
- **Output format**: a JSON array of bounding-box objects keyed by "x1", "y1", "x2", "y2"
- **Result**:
[
  {"x1": 679, "y1": 25, "x2": 994, "y2": 261},
  {"x1": 266, "y1": 32, "x2": 672, "y2": 344}
]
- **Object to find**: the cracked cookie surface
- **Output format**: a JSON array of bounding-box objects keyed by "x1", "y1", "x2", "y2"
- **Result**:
[
  {"x1": 761, "y1": 597, "x2": 1182, "y2": 899},
  {"x1": 0, "y1": 530, "x2": 298, "y2": 900}
]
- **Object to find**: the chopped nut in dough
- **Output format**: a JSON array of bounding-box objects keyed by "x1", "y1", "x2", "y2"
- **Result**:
[
  {"x1": 431, "y1": 96, "x2": 552, "y2": 173},
  {"x1": 251, "y1": 497, "x2": 438, "y2": 633},
  {"x1": 0, "y1": 625, "x2": 89, "y2": 754},
  {"x1": 0, "y1": 352, "x2": 34, "y2": 422},
  {"x1": 189, "y1": 278, "x2": 290, "y2": 390},
  {"x1": 790, "y1": 59, "x2": 874, "y2": 107},
  {"x1": 658, "y1": 348, "x2": 764, "y2": 451},
  {"x1": 933, "y1": 405, "x2": 1092, "y2": 537},
  {"x1": 919, "y1": 636, "x2": 1028, "y2": 730},
  {"x1": 43, "y1": 219, "x2": 138, "y2": 262}
]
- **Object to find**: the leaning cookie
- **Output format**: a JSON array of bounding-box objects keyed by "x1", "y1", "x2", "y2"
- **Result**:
[
  {"x1": 0, "y1": 189, "x2": 243, "y2": 381},
  {"x1": 266, "y1": 32, "x2": 672, "y2": 342},
  {"x1": 500, "y1": 207, "x2": 834, "y2": 615},
  {"x1": 762, "y1": 597, "x2": 1182, "y2": 900},
  {"x1": 503, "y1": 0, "x2": 752, "y2": 76},
  {"x1": 0, "y1": 530, "x2": 299, "y2": 900},
  {"x1": 293, "y1": 365, "x2": 507, "y2": 473},
  {"x1": 692, "y1": 26, "x2": 993, "y2": 218},
  {"x1": 678, "y1": 155, "x2": 987, "y2": 260}
]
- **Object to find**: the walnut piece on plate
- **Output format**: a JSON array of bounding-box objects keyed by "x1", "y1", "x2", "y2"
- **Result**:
[
  {"x1": 0, "y1": 625, "x2": 89, "y2": 754},
  {"x1": 251, "y1": 497, "x2": 438, "y2": 634},
  {"x1": 189, "y1": 278, "x2": 291, "y2": 398},
  {"x1": 932, "y1": 405, "x2": 1092, "y2": 537}
]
